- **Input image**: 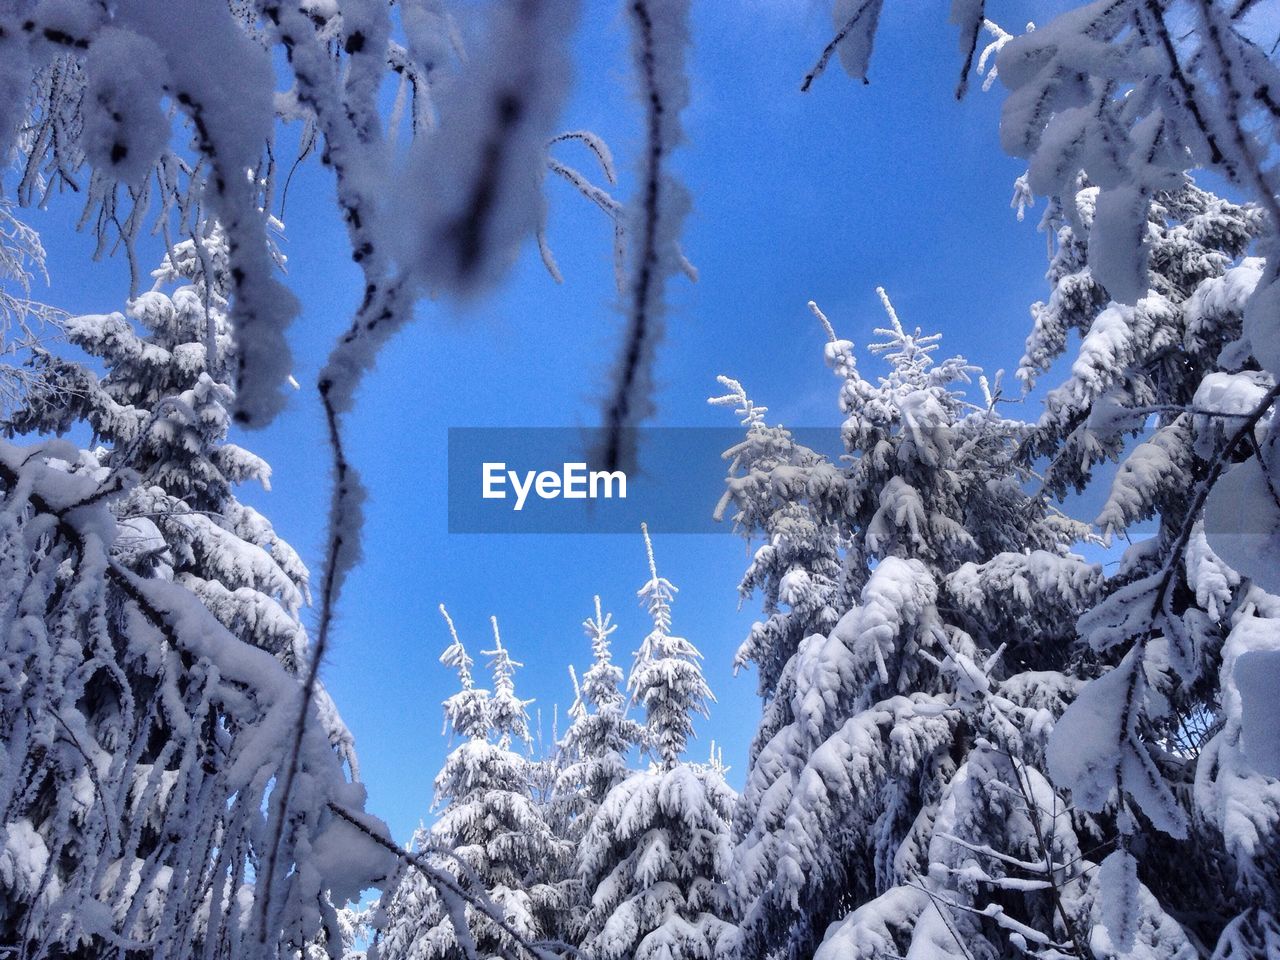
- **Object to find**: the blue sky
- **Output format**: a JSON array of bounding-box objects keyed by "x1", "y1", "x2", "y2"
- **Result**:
[{"x1": 28, "y1": 0, "x2": 1077, "y2": 842}]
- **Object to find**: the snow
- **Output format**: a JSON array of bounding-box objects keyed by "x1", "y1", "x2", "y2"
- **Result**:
[
  {"x1": 1244, "y1": 264, "x2": 1280, "y2": 375},
  {"x1": 1088, "y1": 184, "x2": 1153, "y2": 306},
  {"x1": 829, "y1": 0, "x2": 886, "y2": 84},
  {"x1": 1048, "y1": 646, "x2": 1188, "y2": 838},
  {"x1": 2, "y1": 3, "x2": 1280, "y2": 958},
  {"x1": 81, "y1": 27, "x2": 168, "y2": 188},
  {"x1": 399, "y1": 0, "x2": 579, "y2": 296},
  {"x1": 1205, "y1": 456, "x2": 1280, "y2": 595},
  {"x1": 1097, "y1": 849, "x2": 1141, "y2": 954},
  {"x1": 1236, "y1": 648, "x2": 1280, "y2": 778}
]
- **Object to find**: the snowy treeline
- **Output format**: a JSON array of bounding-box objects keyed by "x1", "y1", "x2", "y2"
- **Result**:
[
  {"x1": 0, "y1": 1, "x2": 1279, "y2": 960},
  {"x1": 373, "y1": 169, "x2": 1280, "y2": 960},
  {"x1": 375, "y1": 528, "x2": 735, "y2": 960}
]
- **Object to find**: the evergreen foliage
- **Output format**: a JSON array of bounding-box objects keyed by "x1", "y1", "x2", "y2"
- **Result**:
[
  {"x1": 377, "y1": 609, "x2": 565, "y2": 960},
  {"x1": 0, "y1": 229, "x2": 387, "y2": 958},
  {"x1": 716, "y1": 292, "x2": 1106, "y2": 960},
  {"x1": 576, "y1": 526, "x2": 737, "y2": 960}
]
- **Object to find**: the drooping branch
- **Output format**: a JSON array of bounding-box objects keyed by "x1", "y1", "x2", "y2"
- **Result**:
[
  {"x1": 601, "y1": 0, "x2": 692, "y2": 471},
  {"x1": 800, "y1": 0, "x2": 886, "y2": 92}
]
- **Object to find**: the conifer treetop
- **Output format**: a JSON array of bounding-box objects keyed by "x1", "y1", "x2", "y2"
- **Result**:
[
  {"x1": 439, "y1": 604, "x2": 489, "y2": 743},
  {"x1": 484, "y1": 615, "x2": 533, "y2": 750},
  {"x1": 580, "y1": 595, "x2": 625, "y2": 714},
  {"x1": 630, "y1": 523, "x2": 714, "y2": 769}
]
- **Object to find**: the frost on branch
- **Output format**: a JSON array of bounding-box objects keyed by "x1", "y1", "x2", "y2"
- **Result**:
[
  {"x1": 2, "y1": 0, "x2": 583, "y2": 427},
  {"x1": 0, "y1": 203, "x2": 65, "y2": 414},
  {"x1": 800, "y1": 0, "x2": 886, "y2": 92},
  {"x1": 995, "y1": 1, "x2": 1280, "y2": 257},
  {"x1": 402, "y1": 0, "x2": 579, "y2": 296},
  {"x1": 2, "y1": 1, "x2": 290, "y2": 424},
  {"x1": 600, "y1": 0, "x2": 694, "y2": 471}
]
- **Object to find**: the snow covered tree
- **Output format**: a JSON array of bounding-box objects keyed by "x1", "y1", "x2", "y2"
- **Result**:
[
  {"x1": 554, "y1": 597, "x2": 643, "y2": 839},
  {"x1": 794, "y1": 6, "x2": 1280, "y2": 952},
  {"x1": 706, "y1": 376, "x2": 847, "y2": 854},
  {"x1": 5, "y1": 222, "x2": 356, "y2": 773},
  {"x1": 708, "y1": 377, "x2": 844, "y2": 704},
  {"x1": 376, "y1": 610, "x2": 487, "y2": 960},
  {"x1": 803, "y1": 0, "x2": 1280, "y2": 745},
  {"x1": 1017, "y1": 180, "x2": 1264, "y2": 501},
  {"x1": 1007, "y1": 175, "x2": 1280, "y2": 958},
  {"x1": 545, "y1": 597, "x2": 644, "y2": 941},
  {"x1": 8, "y1": 224, "x2": 327, "y2": 674},
  {"x1": 629, "y1": 523, "x2": 716, "y2": 768},
  {"x1": 716, "y1": 293, "x2": 1112, "y2": 960},
  {"x1": 376, "y1": 608, "x2": 565, "y2": 960},
  {"x1": 484, "y1": 622, "x2": 534, "y2": 753},
  {"x1": 576, "y1": 525, "x2": 736, "y2": 960},
  {"x1": 0, "y1": 226, "x2": 391, "y2": 958}
]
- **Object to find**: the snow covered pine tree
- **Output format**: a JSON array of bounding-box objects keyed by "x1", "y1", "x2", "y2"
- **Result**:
[
  {"x1": 1015, "y1": 177, "x2": 1280, "y2": 958},
  {"x1": 9, "y1": 225, "x2": 338, "y2": 687},
  {"x1": 788, "y1": 5, "x2": 1280, "y2": 958},
  {"x1": 716, "y1": 294, "x2": 1116, "y2": 960},
  {"x1": 0, "y1": 227, "x2": 391, "y2": 957},
  {"x1": 376, "y1": 608, "x2": 565, "y2": 960},
  {"x1": 548, "y1": 597, "x2": 644, "y2": 941},
  {"x1": 577, "y1": 525, "x2": 737, "y2": 960}
]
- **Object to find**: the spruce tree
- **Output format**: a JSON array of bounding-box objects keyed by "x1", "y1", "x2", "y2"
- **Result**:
[
  {"x1": 547, "y1": 597, "x2": 643, "y2": 940},
  {"x1": 9, "y1": 227, "x2": 324, "y2": 671},
  {"x1": 577, "y1": 525, "x2": 737, "y2": 960},
  {"x1": 554, "y1": 597, "x2": 643, "y2": 838},
  {"x1": 0, "y1": 227, "x2": 384, "y2": 956},
  {"x1": 718, "y1": 293, "x2": 1109, "y2": 960},
  {"x1": 1016, "y1": 178, "x2": 1280, "y2": 958},
  {"x1": 707, "y1": 379, "x2": 844, "y2": 706},
  {"x1": 377, "y1": 608, "x2": 563, "y2": 960}
]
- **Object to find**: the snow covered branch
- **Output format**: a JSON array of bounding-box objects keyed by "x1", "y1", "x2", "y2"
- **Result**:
[{"x1": 600, "y1": 0, "x2": 693, "y2": 471}]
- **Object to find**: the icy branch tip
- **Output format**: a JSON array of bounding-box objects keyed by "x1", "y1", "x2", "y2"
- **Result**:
[
  {"x1": 641, "y1": 522, "x2": 658, "y2": 581},
  {"x1": 875, "y1": 286, "x2": 903, "y2": 334},
  {"x1": 439, "y1": 604, "x2": 461, "y2": 646},
  {"x1": 809, "y1": 300, "x2": 837, "y2": 342}
]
